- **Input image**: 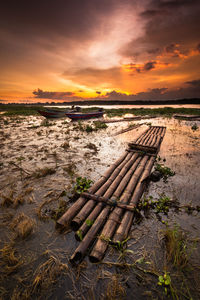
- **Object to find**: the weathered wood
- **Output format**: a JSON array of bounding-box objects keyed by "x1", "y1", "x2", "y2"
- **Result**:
[
  {"x1": 57, "y1": 152, "x2": 129, "y2": 227},
  {"x1": 71, "y1": 153, "x2": 138, "y2": 230},
  {"x1": 89, "y1": 156, "x2": 150, "y2": 262},
  {"x1": 128, "y1": 144, "x2": 157, "y2": 154},
  {"x1": 81, "y1": 192, "x2": 136, "y2": 211},
  {"x1": 59, "y1": 126, "x2": 166, "y2": 263},
  {"x1": 75, "y1": 155, "x2": 142, "y2": 239},
  {"x1": 113, "y1": 156, "x2": 155, "y2": 243}
]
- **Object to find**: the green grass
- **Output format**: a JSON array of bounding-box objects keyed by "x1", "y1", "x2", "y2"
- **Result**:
[
  {"x1": 104, "y1": 107, "x2": 200, "y2": 117},
  {"x1": 1, "y1": 104, "x2": 200, "y2": 117},
  {"x1": 0, "y1": 105, "x2": 43, "y2": 116}
]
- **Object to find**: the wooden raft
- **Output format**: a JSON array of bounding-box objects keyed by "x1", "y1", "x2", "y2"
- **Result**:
[{"x1": 57, "y1": 126, "x2": 166, "y2": 263}]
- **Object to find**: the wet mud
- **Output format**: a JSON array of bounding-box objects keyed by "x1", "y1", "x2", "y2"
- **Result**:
[{"x1": 0, "y1": 115, "x2": 199, "y2": 299}]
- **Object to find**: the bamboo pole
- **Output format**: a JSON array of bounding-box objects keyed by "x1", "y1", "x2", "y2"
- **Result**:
[
  {"x1": 74, "y1": 155, "x2": 142, "y2": 239},
  {"x1": 137, "y1": 127, "x2": 153, "y2": 144},
  {"x1": 71, "y1": 153, "x2": 139, "y2": 230},
  {"x1": 112, "y1": 156, "x2": 155, "y2": 243},
  {"x1": 58, "y1": 126, "x2": 151, "y2": 229},
  {"x1": 141, "y1": 127, "x2": 155, "y2": 145},
  {"x1": 70, "y1": 208, "x2": 109, "y2": 263},
  {"x1": 71, "y1": 156, "x2": 149, "y2": 262},
  {"x1": 56, "y1": 152, "x2": 129, "y2": 227},
  {"x1": 70, "y1": 126, "x2": 166, "y2": 262},
  {"x1": 89, "y1": 156, "x2": 149, "y2": 262}
]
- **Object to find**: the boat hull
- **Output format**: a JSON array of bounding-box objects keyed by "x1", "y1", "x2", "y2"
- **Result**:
[
  {"x1": 38, "y1": 109, "x2": 68, "y2": 118},
  {"x1": 66, "y1": 111, "x2": 104, "y2": 120}
]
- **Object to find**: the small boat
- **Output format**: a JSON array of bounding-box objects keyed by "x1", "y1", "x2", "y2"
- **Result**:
[
  {"x1": 37, "y1": 108, "x2": 74, "y2": 118},
  {"x1": 66, "y1": 110, "x2": 104, "y2": 120}
]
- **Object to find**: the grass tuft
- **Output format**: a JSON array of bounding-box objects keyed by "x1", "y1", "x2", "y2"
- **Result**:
[{"x1": 10, "y1": 213, "x2": 35, "y2": 239}]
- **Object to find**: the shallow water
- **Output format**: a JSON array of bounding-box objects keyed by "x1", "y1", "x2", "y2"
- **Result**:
[{"x1": 0, "y1": 115, "x2": 200, "y2": 299}]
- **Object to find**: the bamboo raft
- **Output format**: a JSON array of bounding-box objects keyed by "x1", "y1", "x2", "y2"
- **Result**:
[{"x1": 57, "y1": 126, "x2": 166, "y2": 263}]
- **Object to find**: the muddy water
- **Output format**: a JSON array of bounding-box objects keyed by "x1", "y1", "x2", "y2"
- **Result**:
[{"x1": 0, "y1": 115, "x2": 200, "y2": 300}]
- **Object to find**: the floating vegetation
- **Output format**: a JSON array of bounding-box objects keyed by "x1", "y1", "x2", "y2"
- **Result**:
[
  {"x1": 10, "y1": 213, "x2": 35, "y2": 239},
  {"x1": 191, "y1": 123, "x2": 198, "y2": 131},
  {"x1": 74, "y1": 176, "x2": 93, "y2": 194},
  {"x1": 93, "y1": 120, "x2": 108, "y2": 130},
  {"x1": 158, "y1": 271, "x2": 172, "y2": 297},
  {"x1": 51, "y1": 200, "x2": 69, "y2": 221},
  {"x1": 72, "y1": 120, "x2": 107, "y2": 133},
  {"x1": 139, "y1": 194, "x2": 179, "y2": 217},
  {"x1": 154, "y1": 163, "x2": 175, "y2": 182}
]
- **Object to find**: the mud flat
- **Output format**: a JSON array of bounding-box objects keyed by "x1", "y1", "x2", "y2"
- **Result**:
[{"x1": 0, "y1": 113, "x2": 200, "y2": 300}]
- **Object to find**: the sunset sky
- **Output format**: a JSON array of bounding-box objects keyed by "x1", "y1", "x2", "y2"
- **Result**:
[{"x1": 0, "y1": 0, "x2": 200, "y2": 103}]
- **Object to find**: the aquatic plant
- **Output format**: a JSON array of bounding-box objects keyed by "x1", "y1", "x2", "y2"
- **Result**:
[
  {"x1": 74, "y1": 176, "x2": 93, "y2": 194},
  {"x1": 51, "y1": 200, "x2": 68, "y2": 221},
  {"x1": 191, "y1": 123, "x2": 198, "y2": 131},
  {"x1": 158, "y1": 271, "x2": 172, "y2": 296},
  {"x1": 162, "y1": 224, "x2": 192, "y2": 269},
  {"x1": 154, "y1": 163, "x2": 175, "y2": 182},
  {"x1": 93, "y1": 121, "x2": 108, "y2": 130}
]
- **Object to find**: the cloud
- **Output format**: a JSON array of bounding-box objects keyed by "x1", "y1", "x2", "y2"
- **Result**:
[
  {"x1": 120, "y1": 0, "x2": 200, "y2": 61},
  {"x1": 104, "y1": 82, "x2": 200, "y2": 100},
  {"x1": 62, "y1": 66, "x2": 122, "y2": 88},
  {"x1": 185, "y1": 79, "x2": 200, "y2": 87},
  {"x1": 96, "y1": 91, "x2": 101, "y2": 94},
  {"x1": 123, "y1": 60, "x2": 169, "y2": 74},
  {"x1": 33, "y1": 88, "x2": 77, "y2": 100}
]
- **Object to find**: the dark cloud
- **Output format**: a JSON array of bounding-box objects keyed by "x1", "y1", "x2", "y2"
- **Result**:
[
  {"x1": 96, "y1": 91, "x2": 101, "y2": 94},
  {"x1": 125, "y1": 61, "x2": 158, "y2": 73},
  {"x1": 197, "y1": 43, "x2": 200, "y2": 52},
  {"x1": 165, "y1": 43, "x2": 177, "y2": 53},
  {"x1": 0, "y1": 0, "x2": 118, "y2": 42},
  {"x1": 121, "y1": 0, "x2": 200, "y2": 60},
  {"x1": 104, "y1": 83, "x2": 200, "y2": 100},
  {"x1": 185, "y1": 79, "x2": 200, "y2": 87},
  {"x1": 143, "y1": 61, "x2": 157, "y2": 71},
  {"x1": 33, "y1": 88, "x2": 76, "y2": 100}
]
